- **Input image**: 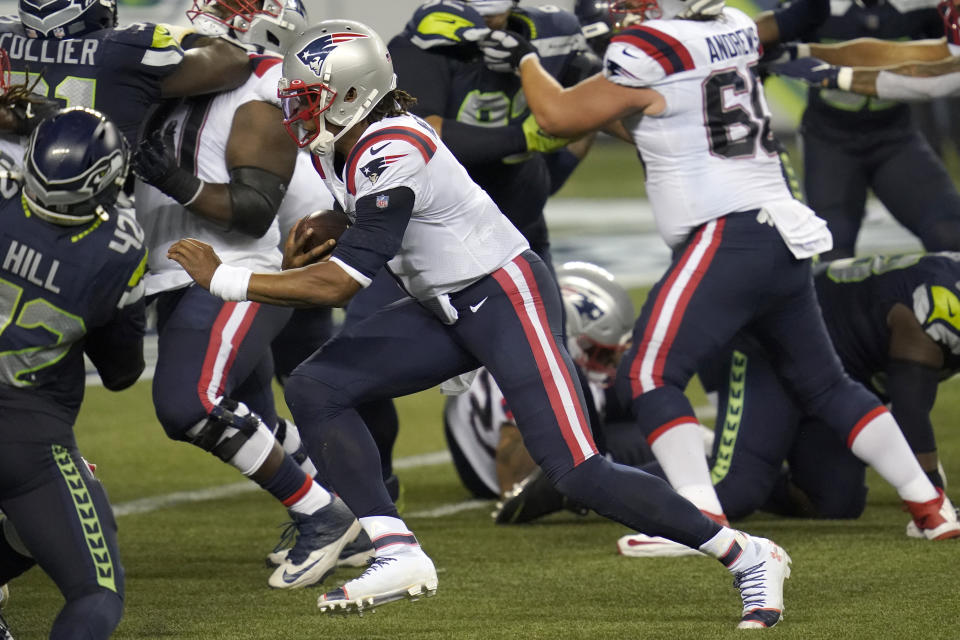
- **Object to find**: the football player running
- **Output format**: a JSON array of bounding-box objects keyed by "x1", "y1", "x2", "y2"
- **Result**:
[
  {"x1": 338, "y1": 0, "x2": 603, "y2": 517},
  {"x1": 0, "y1": 107, "x2": 147, "y2": 640},
  {"x1": 484, "y1": 0, "x2": 959, "y2": 542},
  {"x1": 2, "y1": 0, "x2": 251, "y2": 146},
  {"x1": 133, "y1": 0, "x2": 363, "y2": 592},
  {"x1": 170, "y1": 19, "x2": 795, "y2": 629}
]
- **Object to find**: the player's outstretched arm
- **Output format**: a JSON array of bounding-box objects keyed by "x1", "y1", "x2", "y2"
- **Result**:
[
  {"x1": 161, "y1": 36, "x2": 250, "y2": 98},
  {"x1": 518, "y1": 57, "x2": 660, "y2": 138},
  {"x1": 772, "y1": 56, "x2": 960, "y2": 100},
  {"x1": 168, "y1": 238, "x2": 359, "y2": 308},
  {"x1": 808, "y1": 38, "x2": 951, "y2": 67}
]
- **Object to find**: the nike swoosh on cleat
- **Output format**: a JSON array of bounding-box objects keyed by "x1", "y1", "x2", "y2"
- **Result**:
[
  {"x1": 470, "y1": 297, "x2": 488, "y2": 313},
  {"x1": 282, "y1": 558, "x2": 322, "y2": 584}
]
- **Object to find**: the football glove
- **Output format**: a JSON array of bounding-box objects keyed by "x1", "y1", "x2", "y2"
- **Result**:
[
  {"x1": 521, "y1": 114, "x2": 568, "y2": 154},
  {"x1": 132, "y1": 121, "x2": 203, "y2": 205},
  {"x1": 759, "y1": 42, "x2": 810, "y2": 65},
  {"x1": 770, "y1": 57, "x2": 851, "y2": 90},
  {"x1": 481, "y1": 29, "x2": 538, "y2": 74}
]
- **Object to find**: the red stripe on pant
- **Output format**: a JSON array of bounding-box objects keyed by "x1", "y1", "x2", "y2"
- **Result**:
[
  {"x1": 197, "y1": 301, "x2": 260, "y2": 412},
  {"x1": 492, "y1": 255, "x2": 596, "y2": 464}
]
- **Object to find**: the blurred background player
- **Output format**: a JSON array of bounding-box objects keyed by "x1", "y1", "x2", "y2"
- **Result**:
[
  {"x1": 444, "y1": 261, "x2": 660, "y2": 523},
  {"x1": 171, "y1": 20, "x2": 793, "y2": 628},
  {"x1": 756, "y1": 0, "x2": 960, "y2": 259},
  {"x1": 2, "y1": 0, "x2": 251, "y2": 147},
  {"x1": 0, "y1": 107, "x2": 146, "y2": 640},
  {"x1": 489, "y1": 0, "x2": 959, "y2": 542},
  {"x1": 132, "y1": 0, "x2": 361, "y2": 592}
]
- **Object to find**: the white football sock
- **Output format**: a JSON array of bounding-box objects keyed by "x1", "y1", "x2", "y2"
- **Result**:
[
  {"x1": 850, "y1": 409, "x2": 937, "y2": 503},
  {"x1": 651, "y1": 421, "x2": 725, "y2": 515}
]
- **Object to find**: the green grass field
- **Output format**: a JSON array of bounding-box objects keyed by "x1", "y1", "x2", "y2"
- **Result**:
[{"x1": 5, "y1": 318, "x2": 960, "y2": 639}]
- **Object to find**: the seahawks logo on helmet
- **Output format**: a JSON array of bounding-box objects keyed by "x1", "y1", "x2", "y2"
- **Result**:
[{"x1": 296, "y1": 32, "x2": 370, "y2": 77}]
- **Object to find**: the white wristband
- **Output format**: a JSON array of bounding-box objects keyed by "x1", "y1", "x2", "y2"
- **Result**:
[
  {"x1": 836, "y1": 67, "x2": 853, "y2": 92},
  {"x1": 208, "y1": 264, "x2": 252, "y2": 302},
  {"x1": 795, "y1": 43, "x2": 811, "y2": 59}
]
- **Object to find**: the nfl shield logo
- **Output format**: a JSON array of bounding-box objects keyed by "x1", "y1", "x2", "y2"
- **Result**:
[{"x1": 376, "y1": 195, "x2": 390, "y2": 209}]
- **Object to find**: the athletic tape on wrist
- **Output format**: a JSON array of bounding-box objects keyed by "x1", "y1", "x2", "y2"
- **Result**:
[
  {"x1": 837, "y1": 67, "x2": 853, "y2": 92},
  {"x1": 209, "y1": 264, "x2": 252, "y2": 302},
  {"x1": 796, "y1": 43, "x2": 811, "y2": 58}
]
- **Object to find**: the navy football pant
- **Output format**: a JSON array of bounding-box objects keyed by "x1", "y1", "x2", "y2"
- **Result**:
[
  {"x1": 619, "y1": 212, "x2": 882, "y2": 462},
  {"x1": 270, "y1": 306, "x2": 334, "y2": 384},
  {"x1": 0, "y1": 421, "x2": 123, "y2": 639},
  {"x1": 804, "y1": 129, "x2": 960, "y2": 260},
  {"x1": 708, "y1": 338, "x2": 867, "y2": 520},
  {"x1": 151, "y1": 286, "x2": 291, "y2": 440},
  {"x1": 287, "y1": 252, "x2": 718, "y2": 547}
]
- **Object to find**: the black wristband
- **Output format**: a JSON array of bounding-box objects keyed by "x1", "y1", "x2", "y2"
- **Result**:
[{"x1": 158, "y1": 169, "x2": 203, "y2": 206}]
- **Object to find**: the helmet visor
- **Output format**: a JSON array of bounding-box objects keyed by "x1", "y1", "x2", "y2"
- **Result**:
[{"x1": 278, "y1": 78, "x2": 336, "y2": 148}]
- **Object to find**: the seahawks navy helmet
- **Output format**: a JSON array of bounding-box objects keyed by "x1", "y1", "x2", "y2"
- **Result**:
[
  {"x1": 19, "y1": 0, "x2": 118, "y2": 39},
  {"x1": 187, "y1": 0, "x2": 309, "y2": 55},
  {"x1": 23, "y1": 107, "x2": 128, "y2": 226},
  {"x1": 575, "y1": 0, "x2": 617, "y2": 54}
]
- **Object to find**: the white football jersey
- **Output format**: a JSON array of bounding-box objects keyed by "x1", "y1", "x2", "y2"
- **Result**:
[
  {"x1": 137, "y1": 56, "x2": 285, "y2": 296},
  {"x1": 313, "y1": 113, "x2": 529, "y2": 300},
  {"x1": 604, "y1": 8, "x2": 796, "y2": 248}
]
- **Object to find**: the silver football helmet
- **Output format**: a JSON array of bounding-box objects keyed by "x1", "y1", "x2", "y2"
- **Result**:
[
  {"x1": 186, "y1": 0, "x2": 308, "y2": 55},
  {"x1": 278, "y1": 20, "x2": 397, "y2": 156},
  {"x1": 558, "y1": 262, "x2": 635, "y2": 386},
  {"x1": 611, "y1": 0, "x2": 724, "y2": 22}
]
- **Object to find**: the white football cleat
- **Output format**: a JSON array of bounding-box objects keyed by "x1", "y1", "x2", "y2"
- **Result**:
[
  {"x1": 617, "y1": 533, "x2": 704, "y2": 558},
  {"x1": 267, "y1": 497, "x2": 361, "y2": 590},
  {"x1": 730, "y1": 534, "x2": 792, "y2": 630},
  {"x1": 267, "y1": 527, "x2": 375, "y2": 569},
  {"x1": 903, "y1": 488, "x2": 960, "y2": 541},
  {"x1": 317, "y1": 548, "x2": 438, "y2": 615}
]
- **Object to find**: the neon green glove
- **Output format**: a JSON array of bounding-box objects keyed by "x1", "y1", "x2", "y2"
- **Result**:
[{"x1": 522, "y1": 114, "x2": 569, "y2": 153}]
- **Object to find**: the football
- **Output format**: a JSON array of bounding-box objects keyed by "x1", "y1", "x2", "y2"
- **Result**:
[{"x1": 293, "y1": 209, "x2": 350, "y2": 256}]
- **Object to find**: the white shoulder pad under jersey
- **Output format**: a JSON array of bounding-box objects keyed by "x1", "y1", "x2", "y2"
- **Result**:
[{"x1": 602, "y1": 9, "x2": 797, "y2": 248}]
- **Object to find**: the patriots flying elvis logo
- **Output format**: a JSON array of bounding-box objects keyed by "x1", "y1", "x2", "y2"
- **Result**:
[
  {"x1": 297, "y1": 32, "x2": 371, "y2": 77},
  {"x1": 570, "y1": 292, "x2": 604, "y2": 321},
  {"x1": 360, "y1": 154, "x2": 406, "y2": 185}
]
